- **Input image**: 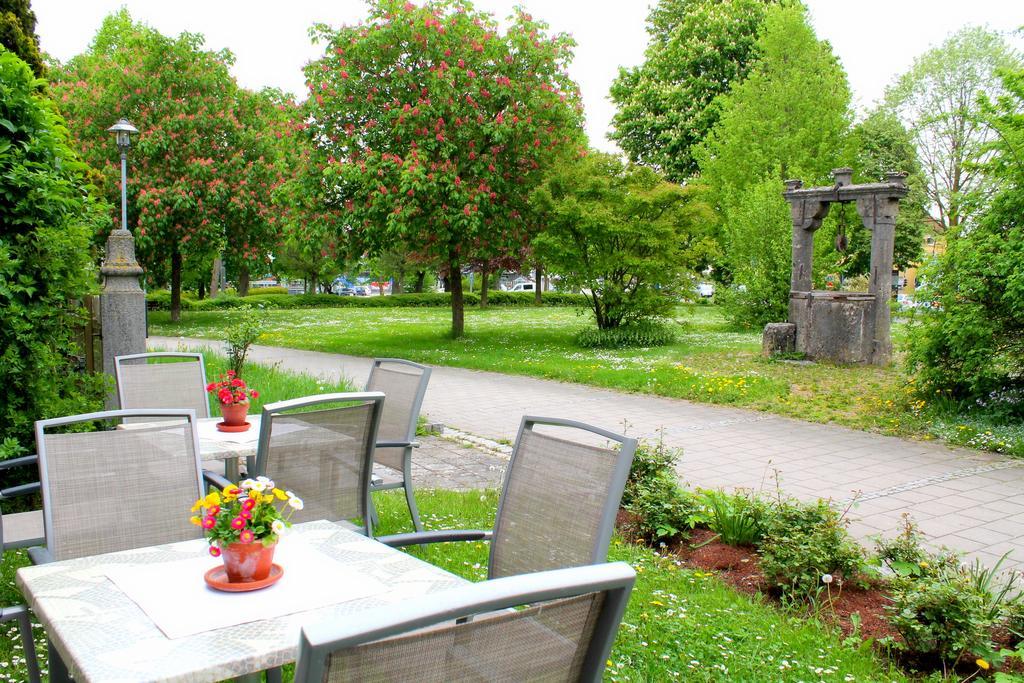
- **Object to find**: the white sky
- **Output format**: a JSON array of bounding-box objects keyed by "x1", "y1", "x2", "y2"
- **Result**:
[{"x1": 33, "y1": 0, "x2": 1023, "y2": 154}]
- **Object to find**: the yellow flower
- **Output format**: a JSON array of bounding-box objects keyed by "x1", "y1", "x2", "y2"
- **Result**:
[
  {"x1": 272, "y1": 488, "x2": 288, "y2": 501},
  {"x1": 650, "y1": 600, "x2": 664, "y2": 607},
  {"x1": 976, "y1": 658, "x2": 990, "y2": 670},
  {"x1": 204, "y1": 491, "x2": 221, "y2": 507},
  {"x1": 189, "y1": 516, "x2": 202, "y2": 526},
  {"x1": 190, "y1": 499, "x2": 204, "y2": 513},
  {"x1": 919, "y1": 561, "x2": 929, "y2": 569}
]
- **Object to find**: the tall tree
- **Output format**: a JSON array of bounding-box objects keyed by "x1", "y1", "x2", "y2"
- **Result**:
[
  {"x1": 51, "y1": 11, "x2": 275, "y2": 321},
  {"x1": 883, "y1": 26, "x2": 1021, "y2": 232},
  {"x1": 608, "y1": 0, "x2": 773, "y2": 181},
  {"x1": 696, "y1": 3, "x2": 852, "y2": 326},
  {"x1": 907, "y1": 66, "x2": 1024, "y2": 407},
  {"x1": 305, "y1": 0, "x2": 584, "y2": 337},
  {"x1": 0, "y1": 0, "x2": 44, "y2": 76}
]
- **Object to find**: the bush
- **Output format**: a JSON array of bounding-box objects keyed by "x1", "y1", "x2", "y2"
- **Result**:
[
  {"x1": 622, "y1": 434, "x2": 682, "y2": 507},
  {"x1": 624, "y1": 471, "x2": 703, "y2": 544},
  {"x1": 701, "y1": 489, "x2": 762, "y2": 546},
  {"x1": 756, "y1": 498, "x2": 866, "y2": 601},
  {"x1": 0, "y1": 49, "x2": 107, "y2": 463},
  {"x1": 146, "y1": 290, "x2": 589, "y2": 311},
  {"x1": 575, "y1": 319, "x2": 678, "y2": 349},
  {"x1": 246, "y1": 286, "x2": 288, "y2": 296}
]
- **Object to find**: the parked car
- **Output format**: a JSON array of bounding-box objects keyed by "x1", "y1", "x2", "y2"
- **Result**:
[
  {"x1": 697, "y1": 282, "x2": 715, "y2": 298},
  {"x1": 353, "y1": 285, "x2": 371, "y2": 296},
  {"x1": 510, "y1": 282, "x2": 535, "y2": 292}
]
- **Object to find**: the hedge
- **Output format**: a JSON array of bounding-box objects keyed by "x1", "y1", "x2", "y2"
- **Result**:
[{"x1": 146, "y1": 289, "x2": 589, "y2": 311}]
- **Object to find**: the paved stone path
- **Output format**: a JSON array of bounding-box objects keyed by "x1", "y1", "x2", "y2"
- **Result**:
[{"x1": 152, "y1": 336, "x2": 1024, "y2": 570}]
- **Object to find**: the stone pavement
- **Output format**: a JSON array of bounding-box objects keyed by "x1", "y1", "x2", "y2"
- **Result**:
[{"x1": 151, "y1": 336, "x2": 1024, "y2": 570}]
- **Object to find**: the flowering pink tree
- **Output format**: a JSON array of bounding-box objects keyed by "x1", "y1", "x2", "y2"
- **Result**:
[{"x1": 305, "y1": 0, "x2": 583, "y2": 336}]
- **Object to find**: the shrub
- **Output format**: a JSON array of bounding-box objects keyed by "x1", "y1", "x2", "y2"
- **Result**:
[
  {"x1": 146, "y1": 290, "x2": 588, "y2": 311},
  {"x1": 624, "y1": 471, "x2": 703, "y2": 544},
  {"x1": 622, "y1": 434, "x2": 682, "y2": 508},
  {"x1": 0, "y1": 49, "x2": 107, "y2": 463},
  {"x1": 575, "y1": 319, "x2": 678, "y2": 349},
  {"x1": 246, "y1": 286, "x2": 288, "y2": 296},
  {"x1": 757, "y1": 498, "x2": 866, "y2": 600},
  {"x1": 887, "y1": 571, "x2": 997, "y2": 667}
]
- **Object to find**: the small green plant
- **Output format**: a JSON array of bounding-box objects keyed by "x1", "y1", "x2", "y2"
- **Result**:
[
  {"x1": 965, "y1": 551, "x2": 1022, "y2": 622},
  {"x1": 622, "y1": 432, "x2": 682, "y2": 507},
  {"x1": 624, "y1": 471, "x2": 704, "y2": 543},
  {"x1": 574, "y1": 319, "x2": 678, "y2": 349},
  {"x1": 224, "y1": 305, "x2": 268, "y2": 377},
  {"x1": 701, "y1": 489, "x2": 762, "y2": 546},
  {"x1": 757, "y1": 498, "x2": 866, "y2": 601}
]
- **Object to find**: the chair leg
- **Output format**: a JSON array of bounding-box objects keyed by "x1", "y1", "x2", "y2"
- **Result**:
[
  {"x1": 266, "y1": 666, "x2": 283, "y2": 683},
  {"x1": 48, "y1": 638, "x2": 71, "y2": 683},
  {"x1": 368, "y1": 490, "x2": 380, "y2": 530},
  {"x1": 17, "y1": 609, "x2": 41, "y2": 683},
  {"x1": 403, "y1": 451, "x2": 423, "y2": 532}
]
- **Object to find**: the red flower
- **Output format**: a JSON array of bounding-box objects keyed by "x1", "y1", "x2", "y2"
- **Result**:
[
  {"x1": 242, "y1": 498, "x2": 256, "y2": 512},
  {"x1": 207, "y1": 505, "x2": 220, "y2": 516},
  {"x1": 250, "y1": 390, "x2": 259, "y2": 399},
  {"x1": 209, "y1": 545, "x2": 221, "y2": 557},
  {"x1": 201, "y1": 516, "x2": 216, "y2": 530},
  {"x1": 230, "y1": 516, "x2": 246, "y2": 530},
  {"x1": 239, "y1": 529, "x2": 255, "y2": 544}
]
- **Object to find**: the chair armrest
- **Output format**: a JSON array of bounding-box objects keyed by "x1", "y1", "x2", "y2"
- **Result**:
[
  {"x1": 375, "y1": 440, "x2": 416, "y2": 449},
  {"x1": 0, "y1": 454, "x2": 38, "y2": 471},
  {"x1": 202, "y1": 470, "x2": 233, "y2": 490},
  {"x1": 378, "y1": 529, "x2": 492, "y2": 549},
  {"x1": 27, "y1": 546, "x2": 54, "y2": 565},
  {"x1": 1, "y1": 482, "x2": 40, "y2": 499}
]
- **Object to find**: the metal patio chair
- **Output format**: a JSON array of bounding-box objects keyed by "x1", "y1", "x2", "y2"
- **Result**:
[
  {"x1": 0, "y1": 456, "x2": 43, "y2": 683},
  {"x1": 294, "y1": 561, "x2": 636, "y2": 683},
  {"x1": 33, "y1": 408, "x2": 227, "y2": 682},
  {"x1": 365, "y1": 358, "x2": 432, "y2": 532},
  {"x1": 114, "y1": 352, "x2": 210, "y2": 422},
  {"x1": 254, "y1": 393, "x2": 385, "y2": 537},
  {"x1": 381, "y1": 416, "x2": 638, "y2": 579}
]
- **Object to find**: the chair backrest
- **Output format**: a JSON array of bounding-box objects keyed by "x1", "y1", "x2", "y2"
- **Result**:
[
  {"x1": 295, "y1": 562, "x2": 636, "y2": 683},
  {"x1": 488, "y1": 416, "x2": 638, "y2": 580},
  {"x1": 364, "y1": 358, "x2": 431, "y2": 470},
  {"x1": 114, "y1": 352, "x2": 210, "y2": 421},
  {"x1": 34, "y1": 409, "x2": 205, "y2": 561},
  {"x1": 254, "y1": 393, "x2": 384, "y2": 535}
]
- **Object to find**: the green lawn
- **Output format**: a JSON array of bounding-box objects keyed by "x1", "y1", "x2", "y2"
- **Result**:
[{"x1": 150, "y1": 304, "x2": 997, "y2": 448}]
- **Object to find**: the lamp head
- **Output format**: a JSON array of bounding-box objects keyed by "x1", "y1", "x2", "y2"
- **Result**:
[{"x1": 107, "y1": 118, "x2": 139, "y2": 151}]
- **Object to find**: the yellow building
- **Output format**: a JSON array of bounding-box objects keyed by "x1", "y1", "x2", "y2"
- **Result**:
[{"x1": 897, "y1": 221, "x2": 946, "y2": 295}]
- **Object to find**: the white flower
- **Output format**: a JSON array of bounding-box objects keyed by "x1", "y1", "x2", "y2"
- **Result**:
[
  {"x1": 251, "y1": 481, "x2": 267, "y2": 493},
  {"x1": 287, "y1": 496, "x2": 304, "y2": 510},
  {"x1": 240, "y1": 478, "x2": 256, "y2": 490},
  {"x1": 256, "y1": 476, "x2": 273, "y2": 488},
  {"x1": 821, "y1": 573, "x2": 833, "y2": 584},
  {"x1": 271, "y1": 519, "x2": 286, "y2": 535}
]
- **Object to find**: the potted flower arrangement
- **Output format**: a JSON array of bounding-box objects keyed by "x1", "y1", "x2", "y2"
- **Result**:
[
  {"x1": 189, "y1": 477, "x2": 304, "y2": 583},
  {"x1": 206, "y1": 370, "x2": 259, "y2": 431}
]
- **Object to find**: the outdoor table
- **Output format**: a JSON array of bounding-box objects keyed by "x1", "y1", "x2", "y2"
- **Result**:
[
  {"x1": 118, "y1": 416, "x2": 260, "y2": 480},
  {"x1": 17, "y1": 520, "x2": 469, "y2": 683}
]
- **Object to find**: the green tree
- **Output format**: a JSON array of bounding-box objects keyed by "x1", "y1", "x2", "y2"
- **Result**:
[
  {"x1": 696, "y1": 3, "x2": 851, "y2": 198},
  {"x1": 839, "y1": 110, "x2": 927, "y2": 276},
  {"x1": 304, "y1": 0, "x2": 583, "y2": 337},
  {"x1": 51, "y1": 10, "x2": 275, "y2": 322},
  {"x1": 696, "y1": 3, "x2": 852, "y2": 326},
  {"x1": 0, "y1": 48, "x2": 106, "y2": 458},
  {"x1": 532, "y1": 151, "x2": 718, "y2": 329},
  {"x1": 906, "y1": 66, "x2": 1024, "y2": 410},
  {"x1": 883, "y1": 26, "x2": 1021, "y2": 232},
  {"x1": 609, "y1": 0, "x2": 773, "y2": 181},
  {"x1": 0, "y1": 0, "x2": 44, "y2": 76}
]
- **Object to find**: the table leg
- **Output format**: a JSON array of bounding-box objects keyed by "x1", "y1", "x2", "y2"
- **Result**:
[
  {"x1": 224, "y1": 457, "x2": 240, "y2": 482},
  {"x1": 48, "y1": 639, "x2": 71, "y2": 683},
  {"x1": 234, "y1": 674, "x2": 262, "y2": 683}
]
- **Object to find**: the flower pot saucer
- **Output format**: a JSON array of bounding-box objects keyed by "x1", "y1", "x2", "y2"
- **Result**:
[
  {"x1": 204, "y1": 563, "x2": 283, "y2": 592},
  {"x1": 216, "y1": 421, "x2": 252, "y2": 433}
]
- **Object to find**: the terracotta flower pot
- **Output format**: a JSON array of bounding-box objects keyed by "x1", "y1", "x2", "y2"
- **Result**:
[
  {"x1": 221, "y1": 540, "x2": 276, "y2": 583},
  {"x1": 219, "y1": 401, "x2": 249, "y2": 427}
]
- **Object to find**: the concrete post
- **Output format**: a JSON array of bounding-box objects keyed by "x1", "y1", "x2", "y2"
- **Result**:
[{"x1": 100, "y1": 148, "x2": 146, "y2": 398}]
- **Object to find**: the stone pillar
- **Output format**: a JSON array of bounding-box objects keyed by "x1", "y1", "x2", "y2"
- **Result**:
[
  {"x1": 856, "y1": 189, "x2": 902, "y2": 365},
  {"x1": 100, "y1": 228, "x2": 146, "y2": 385}
]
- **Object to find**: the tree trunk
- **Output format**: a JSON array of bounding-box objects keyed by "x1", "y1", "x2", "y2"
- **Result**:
[
  {"x1": 238, "y1": 264, "x2": 250, "y2": 297},
  {"x1": 480, "y1": 263, "x2": 490, "y2": 308},
  {"x1": 310, "y1": 274, "x2": 318, "y2": 295},
  {"x1": 449, "y1": 256, "x2": 464, "y2": 338},
  {"x1": 170, "y1": 248, "x2": 182, "y2": 323},
  {"x1": 413, "y1": 270, "x2": 426, "y2": 293},
  {"x1": 197, "y1": 277, "x2": 205, "y2": 301},
  {"x1": 534, "y1": 263, "x2": 543, "y2": 306},
  {"x1": 209, "y1": 256, "x2": 222, "y2": 299}
]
